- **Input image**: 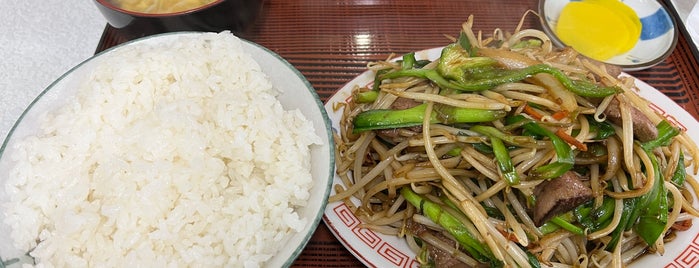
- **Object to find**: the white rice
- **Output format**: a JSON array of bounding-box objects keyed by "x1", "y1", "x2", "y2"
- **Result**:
[{"x1": 2, "y1": 32, "x2": 321, "y2": 267}]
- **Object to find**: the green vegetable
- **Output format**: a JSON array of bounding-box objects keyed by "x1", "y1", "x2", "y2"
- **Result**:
[
  {"x1": 508, "y1": 115, "x2": 574, "y2": 179},
  {"x1": 623, "y1": 132, "x2": 674, "y2": 238},
  {"x1": 672, "y1": 152, "x2": 686, "y2": 187},
  {"x1": 469, "y1": 125, "x2": 539, "y2": 148},
  {"x1": 401, "y1": 52, "x2": 417, "y2": 70},
  {"x1": 481, "y1": 204, "x2": 505, "y2": 221},
  {"x1": 356, "y1": 68, "x2": 393, "y2": 103},
  {"x1": 470, "y1": 126, "x2": 520, "y2": 185},
  {"x1": 642, "y1": 120, "x2": 681, "y2": 150},
  {"x1": 381, "y1": 61, "x2": 619, "y2": 97},
  {"x1": 446, "y1": 146, "x2": 463, "y2": 157},
  {"x1": 511, "y1": 39, "x2": 543, "y2": 49},
  {"x1": 523, "y1": 246, "x2": 542, "y2": 268},
  {"x1": 605, "y1": 197, "x2": 637, "y2": 250},
  {"x1": 457, "y1": 31, "x2": 476, "y2": 56},
  {"x1": 352, "y1": 103, "x2": 507, "y2": 133},
  {"x1": 415, "y1": 60, "x2": 432, "y2": 69},
  {"x1": 614, "y1": 146, "x2": 668, "y2": 249},
  {"x1": 539, "y1": 221, "x2": 560, "y2": 235},
  {"x1": 490, "y1": 136, "x2": 519, "y2": 185},
  {"x1": 437, "y1": 43, "x2": 498, "y2": 82},
  {"x1": 613, "y1": 120, "x2": 678, "y2": 247},
  {"x1": 416, "y1": 244, "x2": 434, "y2": 268},
  {"x1": 401, "y1": 187, "x2": 503, "y2": 267},
  {"x1": 574, "y1": 197, "x2": 615, "y2": 232},
  {"x1": 473, "y1": 143, "x2": 494, "y2": 154},
  {"x1": 380, "y1": 68, "x2": 459, "y2": 90},
  {"x1": 633, "y1": 148, "x2": 669, "y2": 247},
  {"x1": 549, "y1": 215, "x2": 585, "y2": 236},
  {"x1": 372, "y1": 68, "x2": 392, "y2": 91},
  {"x1": 586, "y1": 115, "x2": 616, "y2": 140},
  {"x1": 355, "y1": 90, "x2": 379, "y2": 103}
]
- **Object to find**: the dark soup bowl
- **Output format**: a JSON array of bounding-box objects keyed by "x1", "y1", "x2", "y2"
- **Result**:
[{"x1": 94, "y1": 0, "x2": 263, "y2": 39}]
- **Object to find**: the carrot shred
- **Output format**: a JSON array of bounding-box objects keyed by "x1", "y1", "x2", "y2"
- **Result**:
[
  {"x1": 555, "y1": 128, "x2": 588, "y2": 151},
  {"x1": 551, "y1": 110, "x2": 569, "y2": 120},
  {"x1": 523, "y1": 104, "x2": 543, "y2": 120}
]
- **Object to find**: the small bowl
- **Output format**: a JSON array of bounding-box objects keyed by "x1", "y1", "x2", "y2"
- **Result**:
[
  {"x1": 539, "y1": 0, "x2": 678, "y2": 71},
  {"x1": 94, "y1": 0, "x2": 264, "y2": 39},
  {"x1": 0, "y1": 32, "x2": 334, "y2": 267}
]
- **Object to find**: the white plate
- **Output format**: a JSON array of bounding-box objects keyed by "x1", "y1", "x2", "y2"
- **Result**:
[
  {"x1": 0, "y1": 32, "x2": 335, "y2": 267},
  {"x1": 322, "y1": 47, "x2": 699, "y2": 268}
]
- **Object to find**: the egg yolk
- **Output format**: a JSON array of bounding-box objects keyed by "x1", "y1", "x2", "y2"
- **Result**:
[{"x1": 555, "y1": 0, "x2": 641, "y2": 61}]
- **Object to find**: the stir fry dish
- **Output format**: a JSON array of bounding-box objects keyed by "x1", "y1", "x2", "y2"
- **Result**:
[{"x1": 330, "y1": 15, "x2": 699, "y2": 268}]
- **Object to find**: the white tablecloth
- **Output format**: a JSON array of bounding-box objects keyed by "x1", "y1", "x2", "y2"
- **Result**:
[
  {"x1": 669, "y1": 0, "x2": 699, "y2": 55},
  {"x1": 686, "y1": 4, "x2": 699, "y2": 51},
  {"x1": 0, "y1": 1, "x2": 105, "y2": 142}
]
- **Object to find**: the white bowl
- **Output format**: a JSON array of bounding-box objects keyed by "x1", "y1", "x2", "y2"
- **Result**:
[
  {"x1": 539, "y1": 0, "x2": 678, "y2": 71},
  {"x1": 0, "y1": 32, "x2": 334, "y2": 267}
]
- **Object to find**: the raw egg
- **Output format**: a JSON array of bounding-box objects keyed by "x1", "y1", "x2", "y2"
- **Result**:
[{"x1": 555, "y1": 0, "x2": 641, "y2": 61}]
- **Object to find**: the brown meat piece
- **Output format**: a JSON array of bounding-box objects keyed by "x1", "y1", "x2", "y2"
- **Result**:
[
  {"x1": 405, "y1": 218, "x2": 429, "y2": 236},
  {"x1": 389, "y1": 97, "x2": 422, "y2": 110},
  {"x1": 603, "y1": 97, "x2": 658, "y2": 142},
  {"x1": 375, "y1": 127, "x2": 421, "y2": 141},
  {"x1": 405, "y1": 220, "x2": 477, "y2": 268},
  {"x1": 532, "y1": 171, "x2": 593, "y2": 226}
]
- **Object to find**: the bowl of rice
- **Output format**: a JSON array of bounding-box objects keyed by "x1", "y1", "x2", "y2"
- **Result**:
[{"x1": 0, "y1": 31, "x2": 334, "y2": 267}]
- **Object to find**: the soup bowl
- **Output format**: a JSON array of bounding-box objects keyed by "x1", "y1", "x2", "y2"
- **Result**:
[{"x1": 93, "y1": 0, "x2": 264, "y2": 39}]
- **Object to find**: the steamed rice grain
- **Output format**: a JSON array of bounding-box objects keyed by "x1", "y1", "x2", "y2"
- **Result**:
[{"x1": 2, "y1": 32, "x2": 321, "y2": 267}]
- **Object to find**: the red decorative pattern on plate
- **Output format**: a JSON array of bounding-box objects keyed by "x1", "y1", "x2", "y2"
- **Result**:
[
  {"x1": 649, "y1": 102, "x2": 688, "y2": 132},
  {"x1": 334, "y1": 203, "x2": 360, "y2": 228},
  {"x1": 330, "y1": 202, "x2": 419, "y2": 267},
  {"x1": 666, "y1": 232, "x2": 699, "y2": 268},
  {"x1": 377, "y1": 242, "x2": 417, "y2": 267},
  {"x1": 352, "y1": 226, "x2": 382, "y2": 249}
]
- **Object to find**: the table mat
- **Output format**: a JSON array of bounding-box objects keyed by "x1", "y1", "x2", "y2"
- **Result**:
[{"x1": 95, "y1": 0, "x2": 699, "y2": 266}]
